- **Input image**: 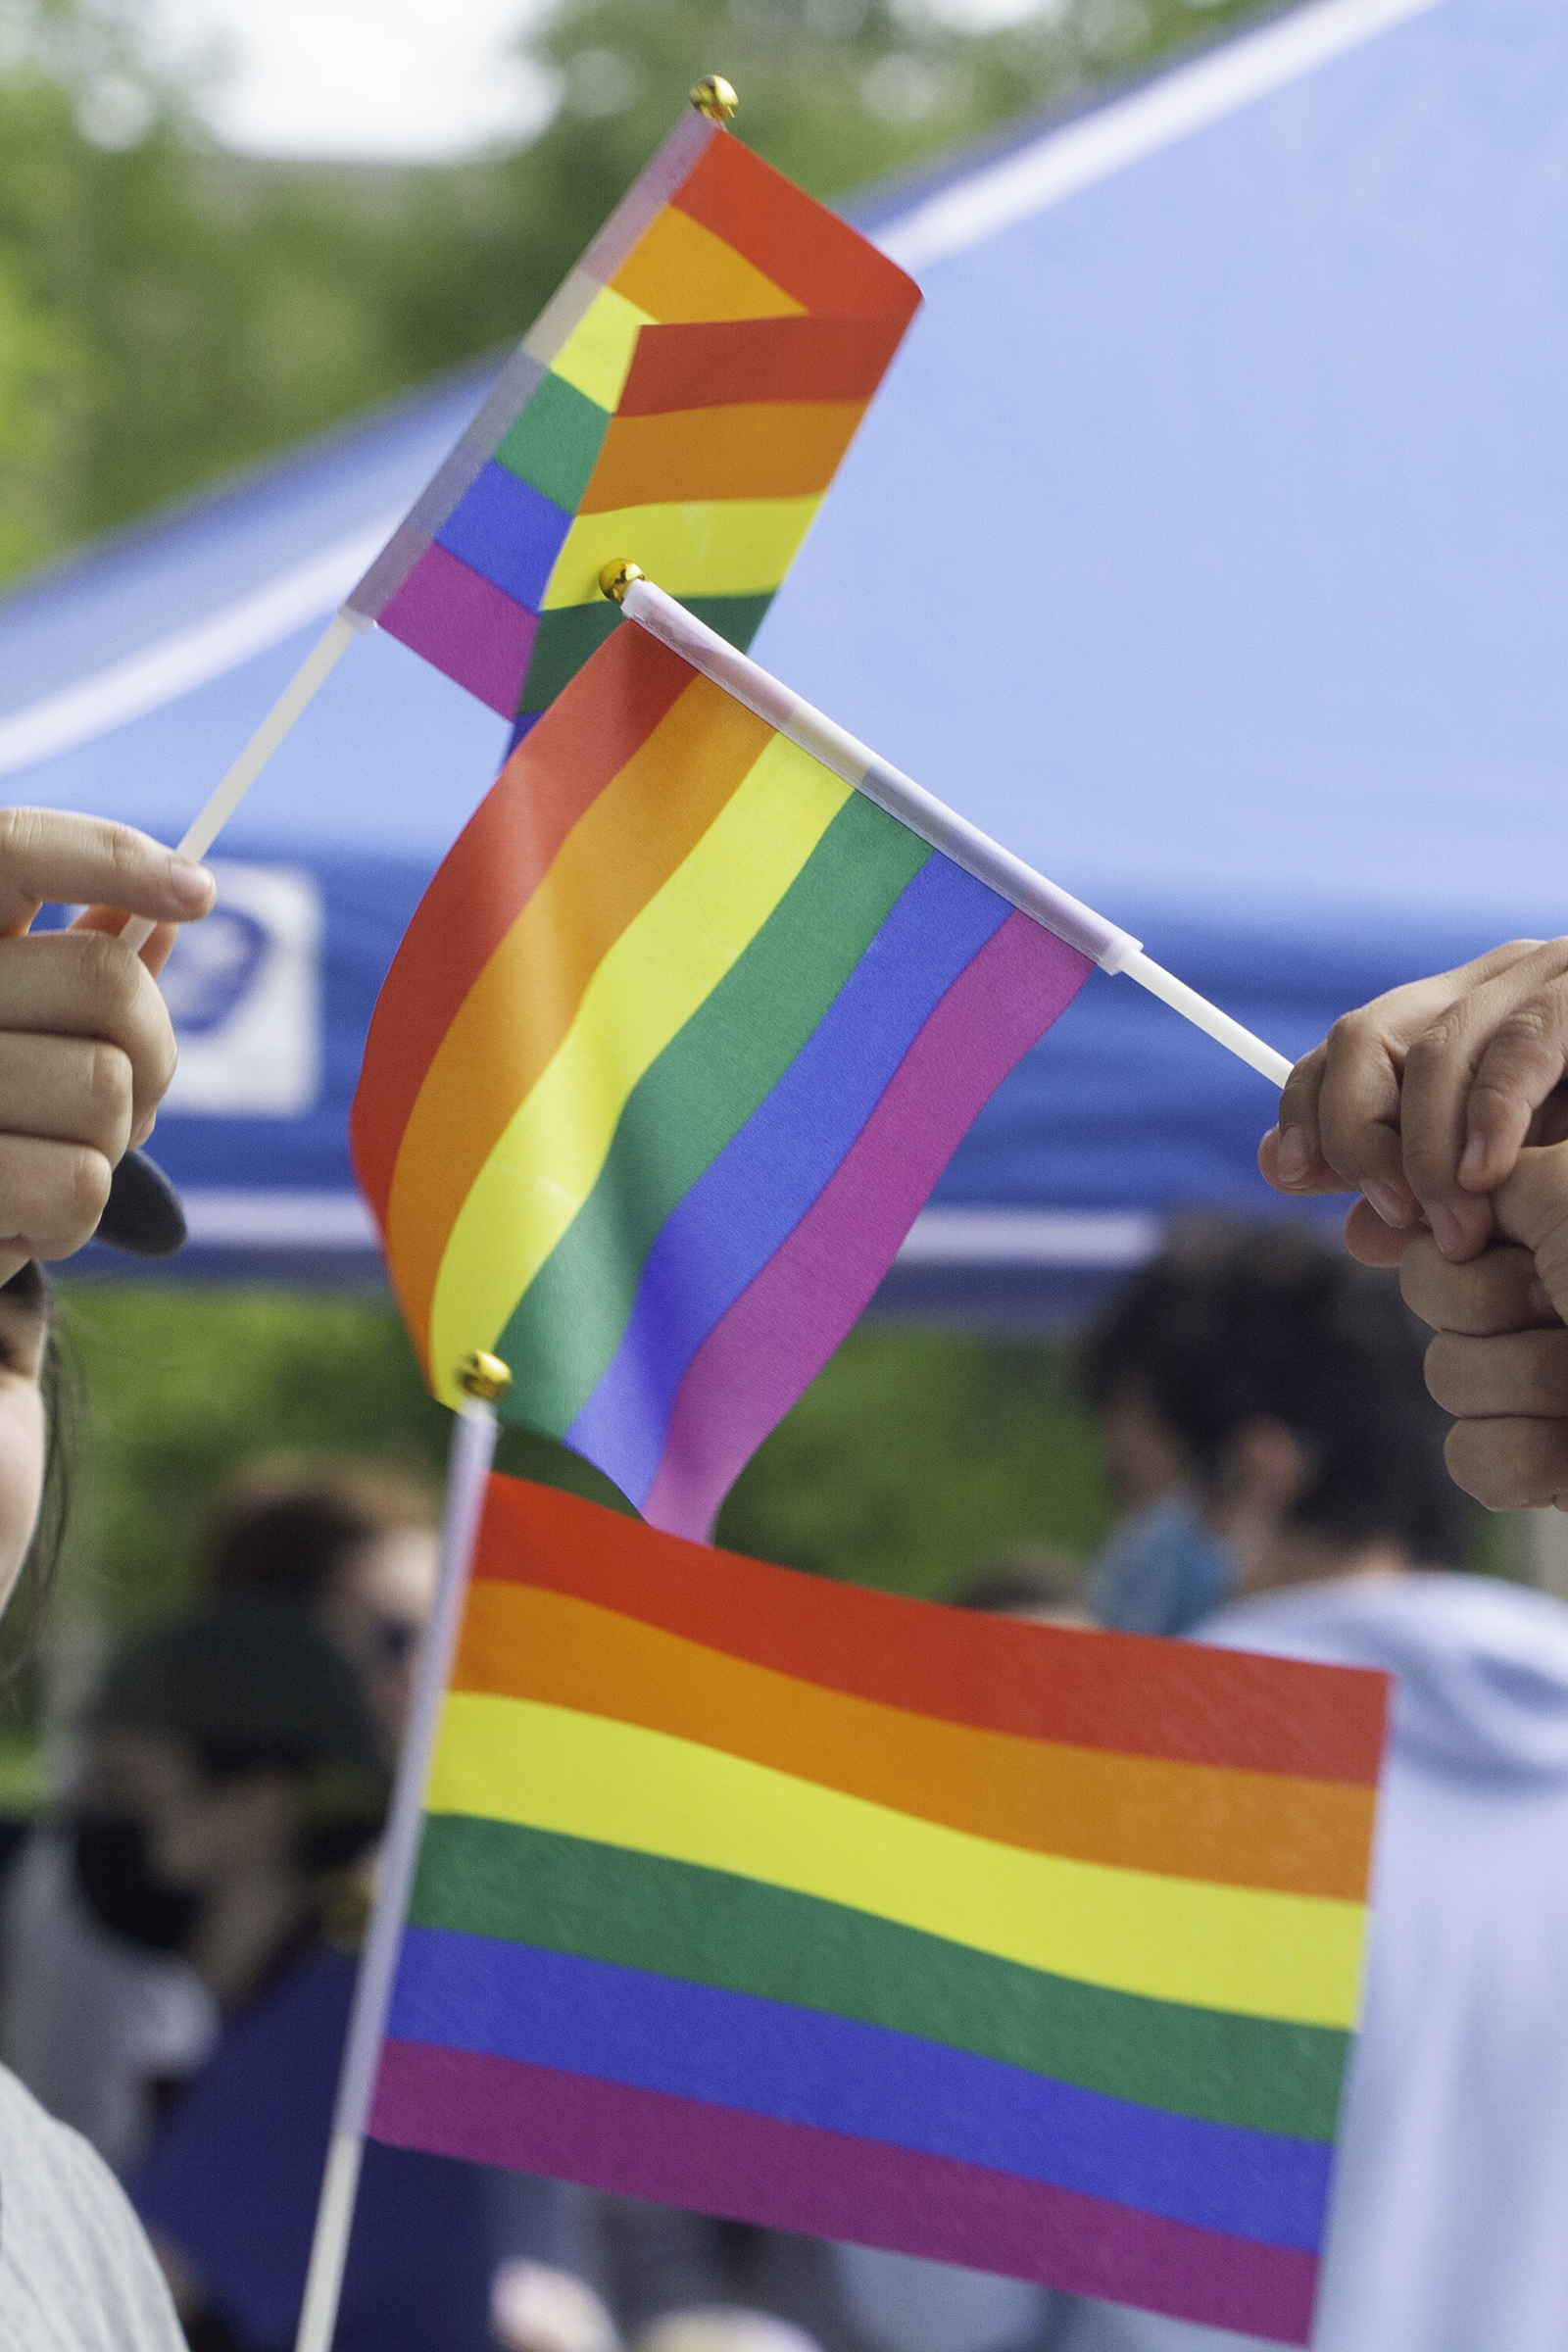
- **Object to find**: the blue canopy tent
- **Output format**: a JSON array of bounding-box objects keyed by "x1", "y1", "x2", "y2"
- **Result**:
[{"x1": 0, "y1": 0, "x2": 1559, "y2": 1309}]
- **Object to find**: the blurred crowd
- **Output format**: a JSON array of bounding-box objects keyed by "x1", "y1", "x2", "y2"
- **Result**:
[{"x1": 8, "y1": 1215, "x2": 1568, "y2": 2352}]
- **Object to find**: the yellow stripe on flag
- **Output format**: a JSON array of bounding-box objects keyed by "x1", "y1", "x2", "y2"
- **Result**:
[
  {"x1": 549, "y1": 282, "x2": 656, "y2": 414},
  {"x1": 426, "y1": 1691, "x2": 1370, "y2": 2029},
  {"x1": 428, "y1": 734, "x2": 852, "y2": 1399},
  {"x1": 542, "y1": 496, "x2": 823, "y2": 611}
]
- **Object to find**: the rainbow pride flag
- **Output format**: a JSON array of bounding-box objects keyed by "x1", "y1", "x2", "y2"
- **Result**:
[
  {"x1": 368, "y1": 1476, "x2": 1389, "y2": 2345},
  {"x1": 343, "y1": 108, "x2": 918, "y2": 736},
  {"x1": 351, "y1": 619, "x2": 1115, "y2": 1535}
]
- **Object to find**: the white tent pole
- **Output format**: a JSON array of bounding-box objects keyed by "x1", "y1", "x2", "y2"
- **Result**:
[
  {"x1": 120, "y1": 612, "x2": 362, "y2": 953},
  {"x1": 611, "y1": 569, "x2": 1293, "y2": 1091},
  {"x1": 293, "y1": 1358, "x2": 507, "y2": 2352}
]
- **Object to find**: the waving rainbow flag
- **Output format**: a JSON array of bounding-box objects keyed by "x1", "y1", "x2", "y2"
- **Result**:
[
  {"x1": 344, "y1": 105, "x2": 918, "y2": 737},
  {"x1": 351, "y1": 619, "x2": 1110, "y2": 1535},
  {"x1": 368, "y1": 1476, "x2": 1389, "y2": 2345}
]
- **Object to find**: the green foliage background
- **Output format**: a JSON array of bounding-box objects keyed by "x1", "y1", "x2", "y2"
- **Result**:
[
  {"x1": 49, "y1": 1281, "x2": 1113, "y2": 1635},
  {"x1": 0, "y1": 0, "x2": 1284, "y2": 1736}
]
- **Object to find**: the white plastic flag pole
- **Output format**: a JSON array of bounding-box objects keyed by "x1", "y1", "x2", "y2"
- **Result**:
[
  {"x1": 607, "y1": 566, "x2": 1293, "y2": 1092},
  {"x1": 293, "y1": 1350, "x2": 510, "y2": 2352},
  {"x1": 119, "y1": 612, "x2": 362, "y2": 954}
]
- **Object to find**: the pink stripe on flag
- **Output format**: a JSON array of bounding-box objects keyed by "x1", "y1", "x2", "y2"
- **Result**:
[
  {"x1": 640, "y1": 911, "x2": 1092, "y2": 1537},
  {"x1": 370, "y1": 2039, "x2": 1318, "y2": 2343},
  {"x1": 379, "y1": 542, "x2": 539, "y2": 717}
]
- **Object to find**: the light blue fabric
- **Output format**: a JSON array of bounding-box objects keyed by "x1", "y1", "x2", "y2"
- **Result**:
[
  {"x1": 1058, "y1": 1571, "x2": 1568, "y2": 2352},
  {"x1": 1087, "y1": 1496, "x2": 1236, "y2": 1637}
]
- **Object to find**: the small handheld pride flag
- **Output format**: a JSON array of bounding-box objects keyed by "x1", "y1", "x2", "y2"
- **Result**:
[
  {"x1": 351, "y1": 614, "x2": 1108, "y2": 1534},
  {"x1": 344, "y1": 91, "x2": 920, "y2": 741},
  {"x1": 118, "y1": 83, "x2": 920, "y2": 947},
  {"x1": 364, "y1": 1474, "x2": 1387, "y2": 2346}
]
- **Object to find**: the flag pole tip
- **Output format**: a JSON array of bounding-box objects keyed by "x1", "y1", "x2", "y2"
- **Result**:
[
  {"x1": 457, "y1": 1351, "x2": 513, "y2": 1403},
  {"x1": 599, "y1": 559, "x2": 644, "y2": 604},
  {"x1": 691, "y1": 75, "x2": 738, "y2": 120}
]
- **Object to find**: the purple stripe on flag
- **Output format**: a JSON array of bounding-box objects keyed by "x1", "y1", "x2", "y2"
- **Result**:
[
  {"x1": 378, "y1": 542, "x2": 539, "y2": 717},
  {"x1": 641, "y1": 911, "x2": 1092, "y2": 1537},
  {"x1": 369, "y1": 2040, "x2": 1318, "y2": 2344}
]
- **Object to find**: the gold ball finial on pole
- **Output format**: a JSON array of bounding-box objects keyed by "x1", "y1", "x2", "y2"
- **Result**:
[
  {"x1": 457, "y1": 1350, "x2": 513, "y2": 1403},
  {"x1": 599, "y1": 559, "x2": 644, "y2": 604},
  {"x1": 690, "y1": 74, "x2": 738, "y2": 122}
]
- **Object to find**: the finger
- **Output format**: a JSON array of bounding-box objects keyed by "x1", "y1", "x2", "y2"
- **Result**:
[
  {"x1": 1444, "y1": 1415, "x2": 1568, "y2": 1511},
  {"x1": 1424, "y1": 1328, "x2": 1568, "y2": 1420},
  {"x1": 1490, "y1": 1145, "x2": 1568, "y2": 1322},
  {"x1": 72, "y1": 908, "x2": 180, "y2": 977},
  {"x1": 1313, "y1": 1006, "x2": 1423, "y2": 1228},
  {"x1": 1456, "y1": 957, "x2": 1568, "y2": 1192},
  {"x1": 1344, "y1": 1196, "x2": 1407, "y2": 1265},
  {"x1": 0, "y1": 1134, "x2": 114, "y2": 1263},
  {"x1": 1399, "y1": 1234, "x2": 1548, "y2": 1336},
  {"x1": 0, "y1": 1033, "x2": 133, "y2": 1160},
  {"x1": 1266, "y1": 1047, "x2": 1338, "y2": 1193},
  {"x1": 0, "y1": 810, "x2": 213, "y2": 936},
  {"x1": 1290, "y1": 948, "x2": 1550, "y2": 1228},
  {"x1": 1396, "y1": 944, "x2": 1568, "y2": 1258},
  {"x1": 0, "y1": 934, "x2": 177, "y2": 1141}
]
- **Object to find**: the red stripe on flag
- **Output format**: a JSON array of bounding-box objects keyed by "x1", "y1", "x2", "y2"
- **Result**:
[
  {"x1": 470, "y1": 1476, "x2": 1391, "y2": 1784},
  {"x1": 350, "y1": 626, "x2": 694, "y2": 1224},
  {"x1": 672, "y1": 135, "x2": 921, "y2": 322}
]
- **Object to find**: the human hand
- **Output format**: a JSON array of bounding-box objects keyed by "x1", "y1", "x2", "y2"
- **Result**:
[
  {"x1": 1258, "y1": 940, "x2": 1568, "y2": 1266},
  {"x1": 0, "y1": 809, "x2": 215, "y2": 1280},
  {"x1": 1401, "y1": 1145, "x2": 1568, "y2": 1507}
]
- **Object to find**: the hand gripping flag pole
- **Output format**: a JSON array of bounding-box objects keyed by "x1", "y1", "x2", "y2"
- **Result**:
[
  {"x1": 292, "y1": 1349, "x2": 512, "y2": 2352},
  {"x1": 602, "y1": 563, "x2": 1293, "y2": 1091}
]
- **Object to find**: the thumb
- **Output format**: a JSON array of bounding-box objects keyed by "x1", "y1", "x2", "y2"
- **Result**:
[{"x1": 1492, "y1": 1142, "x2": 1568, "y2": 1318}]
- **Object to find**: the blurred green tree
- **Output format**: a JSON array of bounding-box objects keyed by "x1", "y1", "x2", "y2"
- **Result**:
[{"x1": 0, "y1": 0, "x2": 1270, "y2": 569}]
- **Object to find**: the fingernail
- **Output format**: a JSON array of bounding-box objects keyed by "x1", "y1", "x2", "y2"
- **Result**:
[
  {"x1": 1428, "y1": 1202, "x2": 1465, "y2": 1257},
  {"x1": 1275, "y1": 1127, "x2": 1309, "y2": 1184},
  {"x1": 169, "y1": 858, "x2": 213, "y2": 911},
  {"x1": 1364, "y1": 1180, "x2": 1410, "y2": 1229},
  {"x1": 1459, "y1": 1132, "x2": 1489, "y2": 1187}
]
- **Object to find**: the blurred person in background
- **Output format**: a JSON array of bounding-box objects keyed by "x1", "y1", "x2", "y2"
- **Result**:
[
  {"x1": 1053, "y1": 1224, "x2": 1568, "y2": 2352},
  {"x1": 200, "y1": 1457, "x2": 440, "y2": 1757},
  {"x1": 98, "y1": 1600, "x2": 494, "y2": 2352},
  {"x1": 0, "y1": 1455, "x2": 442, "y2": 2172},
  {"x1": 1072, "y1": 1218, "x2": 1465, "y2": 1633},
  {"x1": 1074, "y1": 1242, "x2": 1241, "y2": 1635},
  {"x1": 0, "y1": 806, "x2": 223, "y2": 2343}
]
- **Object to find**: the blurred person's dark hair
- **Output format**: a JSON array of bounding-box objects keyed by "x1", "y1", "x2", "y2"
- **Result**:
[
  {"x1": 90, "y1": 1602, "x2": 388, "y2": 1877},
  {"x1": 954, "y1": 1545, "x2": 1086, "y2": 1619},
  {"x1": 1075, "y1": 1219, "x2": 1474, "y2": 1567},
  {"x1": 200, "y1": 1455, "x2": 438, "y2": 1609}
]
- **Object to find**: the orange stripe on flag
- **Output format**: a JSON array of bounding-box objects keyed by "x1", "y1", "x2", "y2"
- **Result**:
[
  {"x1": 579, "y1": 402, "x2": 867, "y2": 513},
  {"x1": 382, "y1": 675, "x2": 775, "y2": 1366},
  {"x1": 351, "y1": 628, "x2": 694, "y2": 1225},
  {"x1": 453, "y1": 1580, "x2": 1379, "y2": 1902}
]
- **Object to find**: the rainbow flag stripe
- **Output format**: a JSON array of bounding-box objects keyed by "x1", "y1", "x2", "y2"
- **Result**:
[
  {"x1": 368, "y1": 1478, "x2": 1390, "y2": 2345},
  {"x1": 344, "y1": 111, "x2": 918, "y2": 732},
  {"x1": 351, "y1": 620, "x2": 1099, "y2": 1535}
]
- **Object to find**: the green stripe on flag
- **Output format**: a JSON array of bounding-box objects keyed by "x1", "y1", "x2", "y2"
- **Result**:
[
  {"x1": 494, "y1": 792, "x2": 931, "y2": 1436},
  {"x1": 496, "y1": 371, "x2": 610, "y2": 514},
  {"x1": 518, "y1": 594, "x2": 774, "y2": 717},
  {"x1": 410, "y1": 1813, "x2": 1350, "y2": 2142}
]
